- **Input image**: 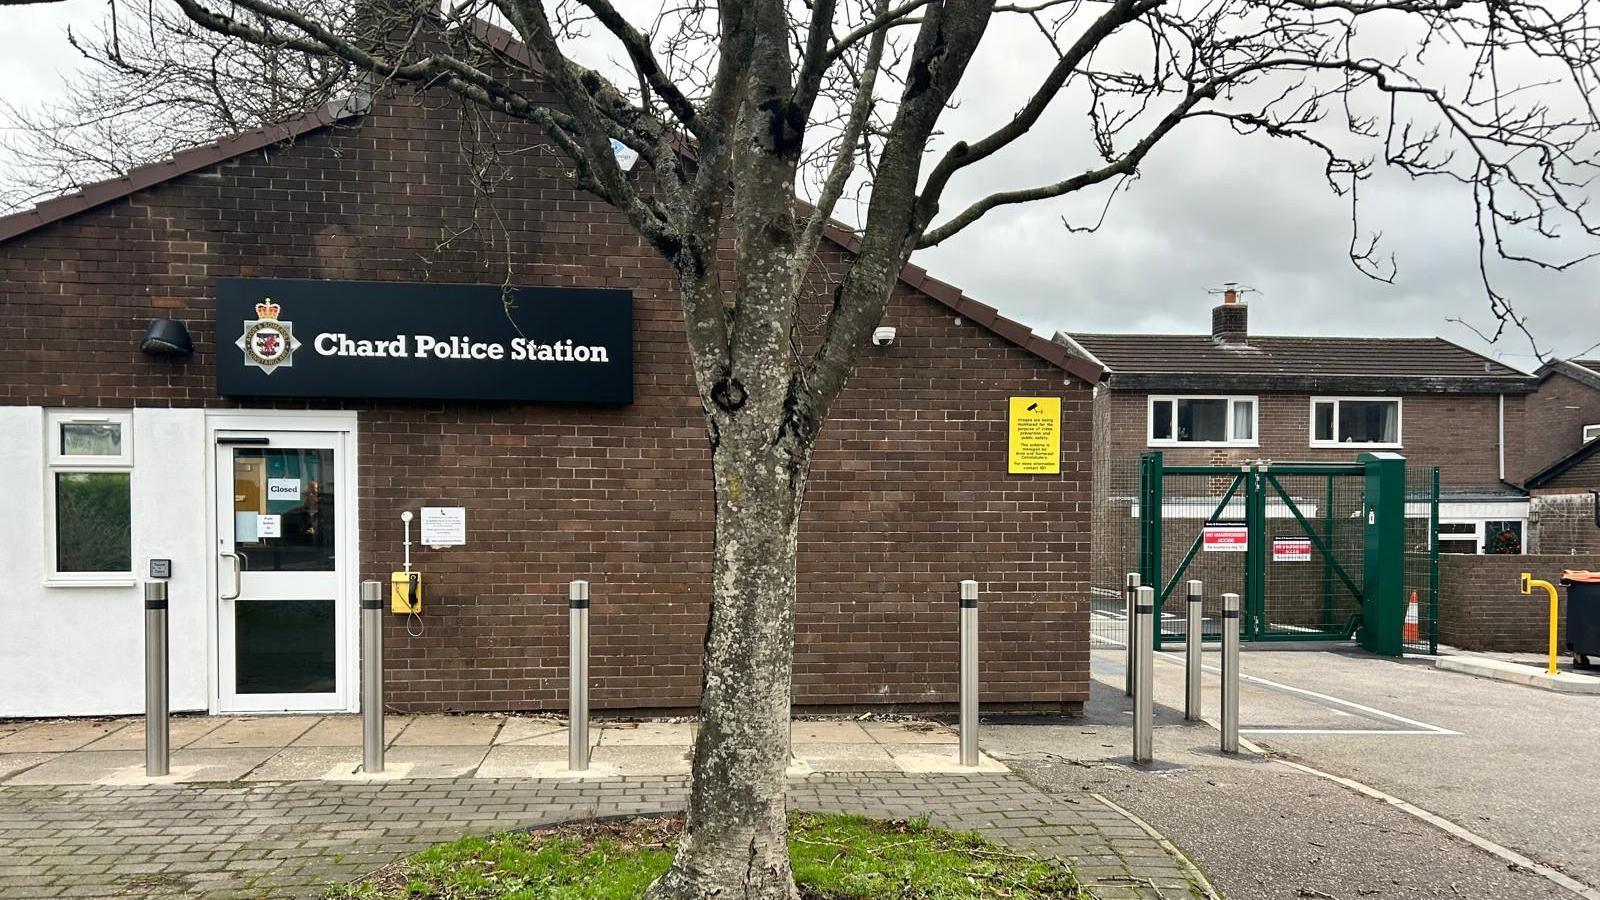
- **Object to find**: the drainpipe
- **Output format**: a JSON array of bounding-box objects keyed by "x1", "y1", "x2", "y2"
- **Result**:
[{"x1": 1498, "y1": 394, "x2": 1506, "y2": 482}]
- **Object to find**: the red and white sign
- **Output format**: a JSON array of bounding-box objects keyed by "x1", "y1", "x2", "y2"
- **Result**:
[
  {"x1": 1272, "y1": 536, "x2": 1314, "y2": 562},
  {"x1": 1202, "y1": 522, "x2": 1249, "y2": 552}
]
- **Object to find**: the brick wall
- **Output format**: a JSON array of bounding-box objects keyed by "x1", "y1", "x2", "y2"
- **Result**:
[
  {"x1": 1530, "y1": 492, "x2": 1600, "y2": 555},
  {"x1": 0, "y1": 89, "x2": 1092, "y2": 714},
  {"x1": 1437, "y1": 554, "x2": 1597, "y2": 652},
  {"x1": 1520, "y1": 372, "x2": 1600, "y2": 481},
  {"x1": 1096, "y1": 390, "x2": 1514, "y2": 491}
]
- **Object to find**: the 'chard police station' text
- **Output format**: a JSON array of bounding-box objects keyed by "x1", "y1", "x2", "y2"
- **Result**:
[{"x1": 313, "y1": 333, "x2": 612, "y2": 362}]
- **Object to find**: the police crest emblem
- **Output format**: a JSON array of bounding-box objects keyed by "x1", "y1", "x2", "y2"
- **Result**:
[{"x1": 237, "y1": 299, "x2": 301, "y2": 374}]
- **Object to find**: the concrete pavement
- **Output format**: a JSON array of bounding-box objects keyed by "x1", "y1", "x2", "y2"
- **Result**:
[{"x1": 0, "y1": 715, "x2": 999, "y2": 785}]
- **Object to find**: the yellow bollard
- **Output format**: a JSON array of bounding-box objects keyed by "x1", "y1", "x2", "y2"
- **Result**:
[{"x1": 1519, "y1": 572, "x2": 1560, "y2": 676}]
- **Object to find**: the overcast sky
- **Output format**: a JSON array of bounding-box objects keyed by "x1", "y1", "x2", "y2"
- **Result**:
[{"x1": 3, "y1": 1, "x2": 1597, "y2": 372}]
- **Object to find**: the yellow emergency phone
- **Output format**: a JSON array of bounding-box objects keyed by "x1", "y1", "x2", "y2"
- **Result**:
[{"x1": 391, "y1": 570, "x2": 423, "y2": 615}]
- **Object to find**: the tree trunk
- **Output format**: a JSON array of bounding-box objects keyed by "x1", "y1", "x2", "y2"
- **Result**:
[{"x1": 645, "y1": 425, "x2": 807, "y2": 900}]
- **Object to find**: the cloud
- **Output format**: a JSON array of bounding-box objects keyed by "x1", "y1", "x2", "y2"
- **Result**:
[{"x1": 1, "y1": 2, "x2": 1595, "y2": 368}]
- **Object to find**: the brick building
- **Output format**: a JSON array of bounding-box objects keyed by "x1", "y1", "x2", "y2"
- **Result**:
[
  {"x1": 0, "y1": 89, "x2": 1100, "y2": 718},
  {"x1": 1054, "y1": 290, "x2": 1543, "y2": 596},
  {"x1": 1522, "y1": 363, "x2": 1600, "y2": 556},
  {"x1": 1521, "y1": 359, "x2": 1600, "y2": 480}
]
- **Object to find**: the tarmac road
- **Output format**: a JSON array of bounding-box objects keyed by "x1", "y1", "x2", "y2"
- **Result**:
[{"x1": 984, "y1": 643, "x2": 1600, "y2": 900}]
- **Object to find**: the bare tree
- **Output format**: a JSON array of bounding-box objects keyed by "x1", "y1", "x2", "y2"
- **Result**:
[
  {"x1": 21, "y1": 0, "x2": 1600, "y2": 895},
  {"x1": 1, "y1": 2, "x2": 349, "y2": 211}
]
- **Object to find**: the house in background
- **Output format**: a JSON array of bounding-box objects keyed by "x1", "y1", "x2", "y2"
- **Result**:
[
  {"x1": 1521, "y1": 359, "x2": 1600, "y2": 554},
  {"x1": 1055, "y1": 289, "x2": 1543, "y2": 595}
]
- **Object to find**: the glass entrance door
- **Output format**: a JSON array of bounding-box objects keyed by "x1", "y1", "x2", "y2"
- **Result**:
[{"x1": 215, "y1": 432, "x2": 349, "y2": 712}]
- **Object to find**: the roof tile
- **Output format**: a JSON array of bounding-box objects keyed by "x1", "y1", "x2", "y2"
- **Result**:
[{"x1": 1063, "y1": 333, "x2": 1527, "y2": 379}]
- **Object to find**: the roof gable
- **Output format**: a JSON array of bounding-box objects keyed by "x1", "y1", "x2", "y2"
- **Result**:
[
  {"x1": 0, "y1": 88, "x2": 1097, "y2": 386},
  {"x1": 1537, "y1": 358, "x2": 1600, "y2": 393},
  {"x1": 1525, "y1": 434, "x2": 1600, "y2": 490}
]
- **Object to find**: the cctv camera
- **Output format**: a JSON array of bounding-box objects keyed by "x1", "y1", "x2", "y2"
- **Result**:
[{"x1": 871, "y1": 326, "x2": 897, "y2": 347}]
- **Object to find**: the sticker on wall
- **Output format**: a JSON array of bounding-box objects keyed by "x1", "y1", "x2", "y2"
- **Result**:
[
  {"x1": 420, "y1": 507, "x2": 467, "y2": 548},
  {"x1": 1202, "y1": 521, "x2": 1248, "y2": 552},
  {"x1": 1272, "y1": 536, "x2": 1313, "y2": 562},
  {"x1": 267, "y1": 478, "x2": 301, "y2": 502},
  {"x1": 1007, "y1": 397, "x2": 1061, "y2": 475},
  {"x1": 256, "y1": 514, "x2": 282, "y2": 539}
]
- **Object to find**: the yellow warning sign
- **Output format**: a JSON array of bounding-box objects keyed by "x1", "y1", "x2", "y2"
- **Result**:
[{"x1": 1008, "y1": 397, "x2": 1061, "y2": 474}]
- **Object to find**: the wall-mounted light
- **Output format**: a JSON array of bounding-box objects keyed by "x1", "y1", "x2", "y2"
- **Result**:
[{"x1": 140, "y1": 319, "x2": 193, "y2": 357}]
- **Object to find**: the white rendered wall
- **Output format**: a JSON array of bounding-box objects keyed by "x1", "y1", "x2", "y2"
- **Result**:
[{"x1": 0, "y1": 407, "x2": 209, "y2": 717}]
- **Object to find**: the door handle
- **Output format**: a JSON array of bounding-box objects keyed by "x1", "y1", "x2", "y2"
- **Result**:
[{"x1": 220, "y1": 552, "x2": 241, "y2": 600}]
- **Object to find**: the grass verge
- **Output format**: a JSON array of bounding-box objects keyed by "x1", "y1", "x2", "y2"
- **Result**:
[{"x1": 325, "y1": 812, "x2": 1082, "y2": 899}]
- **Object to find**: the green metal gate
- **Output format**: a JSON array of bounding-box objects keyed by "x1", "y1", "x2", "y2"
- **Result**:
[{"x1": 1138, "y1": 452, "x2": 1439, "y2": 656}]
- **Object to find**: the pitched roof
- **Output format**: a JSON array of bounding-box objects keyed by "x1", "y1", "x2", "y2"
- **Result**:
[
  {"x1": 1057, "y1": 332, "x2": 1536, "y2": 394},
  {"x1": 0, "y1": 80, "x2": 1098, "y2": 386},
  {"x1": 1537, "y1": 358, "x2": 1600, "y2": 393},
  {"x1": 1524, "y1": 434, "x2": 1600, "y2": 490},
  {"x1": 0, "y1": 97, "x2": 366, "y2": 245}
]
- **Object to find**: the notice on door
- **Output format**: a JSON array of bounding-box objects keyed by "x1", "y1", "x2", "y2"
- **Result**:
[
  {"x1": 256, "y1": 514, "x2": 282, "y2": 539},
  {"x1": 1272, "y1": 536, "x2": 1313, "y2": 562},
  {"x1": 420, "y1": 506, "x2": 467, "y2": 547},
  {"x1": 1008, "y1": 397, "x2": 1061, "y2": 474},
  {"x1": 1203, "y1": 521, "x2": 1248, "y2": 552},
  {"x1": 267, "y1": 478, "x2": 301, "y2": 502}
]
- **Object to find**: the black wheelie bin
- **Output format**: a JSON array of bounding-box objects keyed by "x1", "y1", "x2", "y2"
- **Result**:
[{"x1": 1560, "y1": 570, "x2": 1600, "y2": 669}]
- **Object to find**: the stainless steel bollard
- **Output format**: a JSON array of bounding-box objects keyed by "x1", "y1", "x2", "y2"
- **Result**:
[
  {"x1": 1186, "y1": 579, "x2": 1203, "y2": 722},
  {"x1": 1124, "y1": 572, "x2": 1140, "y2": 697},
  {"x1": 1221, "y1": 592, "x2": 1241, "y2": 754},
  {"x1": 361, "y1": 580, "x2": 385, "y2": 775},
  {"x1": 959, "y1": 579, "x2": 980, "y2": 767},
  {"x1": 1133, "y1": 585, "x2": 1154, "y2": 764},
  {"x1": 144, "y1": 582, "x2": 170, "y2": 777},
  {"x1": 568, "y1": 580, "x2": 591, "y2": 771}
]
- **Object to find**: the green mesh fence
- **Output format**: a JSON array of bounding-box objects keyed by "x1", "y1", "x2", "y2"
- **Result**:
[
  {"x1": 1099, "y1": 455, "x2": 1442, "y2": 653},
  {"x1": 1403, "y1": 464, "x2": 1441, "y2": 655}
]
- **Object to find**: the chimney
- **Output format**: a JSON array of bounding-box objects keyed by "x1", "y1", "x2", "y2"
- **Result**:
[{"x1": 1212, "y1": 288, "x2": 1249, "y2": 346}]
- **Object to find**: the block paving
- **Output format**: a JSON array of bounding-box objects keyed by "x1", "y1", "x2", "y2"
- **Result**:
[{"x1": 0, "y1": 773, "x2": 1197, "y2": 899}]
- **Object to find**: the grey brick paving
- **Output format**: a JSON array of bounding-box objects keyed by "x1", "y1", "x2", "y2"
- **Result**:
[{"x1": 0, "y1": 774, "x2": 1200, "y2": 899}]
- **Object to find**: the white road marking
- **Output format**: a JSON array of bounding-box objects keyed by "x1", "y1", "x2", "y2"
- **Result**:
[
  {"x1": 1089, "y1": 637, "x2": 1460, "y2": 735},
  {"x1": 1241, "y1": 723, "x2": 1459, "y2": 733}
]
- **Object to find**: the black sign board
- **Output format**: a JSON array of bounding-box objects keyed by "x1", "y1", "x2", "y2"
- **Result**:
[{"x1": 215, "y1": 278, "x2": 633, "y2": 403}]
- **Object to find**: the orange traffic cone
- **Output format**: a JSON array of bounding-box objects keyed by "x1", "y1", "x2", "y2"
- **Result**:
[{"x1": 1403, "y1": 591, "x2": 1419, "y2": 643}]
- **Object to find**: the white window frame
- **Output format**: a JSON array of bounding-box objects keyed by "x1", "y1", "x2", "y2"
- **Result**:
[
  {"x1": 1583, "y1": 424, "x2": 1600, "y2": 443},
  {"x1": 1309, "y1": 396, "x2": 1403, "y2": 449},
  {"x1": 44, "y1": 410, "x2": 135, "y2": 586},
  {"x1": 1437, "y1": 518, "x2": 1527, "y2": 555},
  {"x1": 1147, "y1": 395, "x2": 1259, "y2": 448}
]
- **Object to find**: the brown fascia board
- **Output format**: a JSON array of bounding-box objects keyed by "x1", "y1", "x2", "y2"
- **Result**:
[
  {"x1": 1104, "y1": 371, "x2": 1540, "y2": 395},
  {"x1": 0, "y1": 100, "x2": 358, "y2": 245},
  {"x1": 815, "y1": 223, "x2": 1101, "y2": 384}
]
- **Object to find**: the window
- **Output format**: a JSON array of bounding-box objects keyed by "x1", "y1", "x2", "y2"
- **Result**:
[
  {"x1": 45, "y1": 412, "x2": 133, "y2": 583},
  {"x1": 1311, "y1": 397, "x2": 1401, "y2": 447},
  {"x1": 1438, "y1": 521, "x2": 1479, "y2": 555},
  {"x1": 1483, "y1": 520, "x2": 1524, "y2": 555},
  {"x1": 1584, "y1": 424, "x2": 1600, "y2": 443},
  {"x1": 1149, "y1": 396, "x2": 1257, "y2": 446},
  {"x1": 1438, "y1": 519, "x2": 1526, "y2": 555}
]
